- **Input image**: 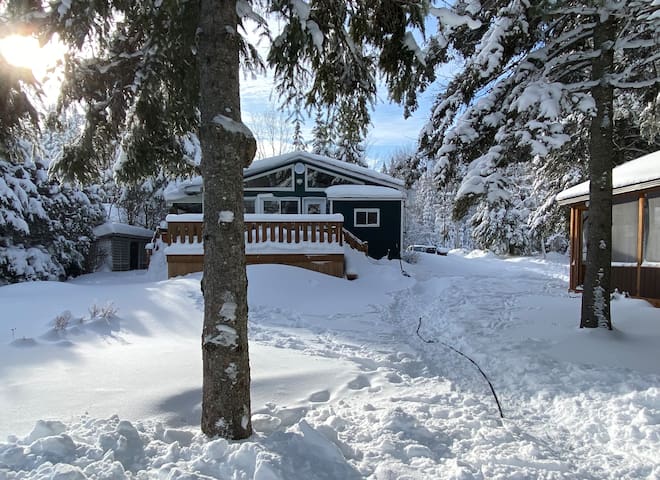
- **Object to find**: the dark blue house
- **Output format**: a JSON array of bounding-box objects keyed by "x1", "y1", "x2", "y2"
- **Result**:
[{"x1": 165, "y1": 151, "x2": 406, "y2": 259}]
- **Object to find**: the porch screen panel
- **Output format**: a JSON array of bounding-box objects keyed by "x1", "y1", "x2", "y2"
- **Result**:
[
  {"x1": 645, "y1": 194, "x2": 660, "y2": 262},
  {"x1": 612, "y1": 200, "x2": 638, "y2": 263}
]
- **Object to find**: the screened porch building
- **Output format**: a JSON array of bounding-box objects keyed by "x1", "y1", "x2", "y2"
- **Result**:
[{"x1": 557, "y1": 151, "x2": 660, "y2": 305}]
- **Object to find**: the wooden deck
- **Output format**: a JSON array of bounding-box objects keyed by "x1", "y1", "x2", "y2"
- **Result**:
[{"x1": 161, "y1": 214, "x2": 366, "y2": 278}]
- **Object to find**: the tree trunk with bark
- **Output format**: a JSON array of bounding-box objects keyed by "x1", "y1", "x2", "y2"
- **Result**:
[
  {"x1": 198, "y1": 0, "x2": 256, "y2": 439},
  {"x1": 580, "y1": 11, "x2": 615, "y2": 329}
]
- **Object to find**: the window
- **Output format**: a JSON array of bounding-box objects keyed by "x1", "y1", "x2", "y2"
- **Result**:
[
  {"x1": 645, "y1": 194, "x2": 660, "y2": 262},
  {"x1": 244, "y1": 166, "x2": 293, "y2": 190},
  {"x1": 258, "y1": 196, "x2": 300, "y2": 214},
  {"x1": 243, "y1": 198, "x2": 256, "y2": 214},
  {"x1": 306, "y1": 167, "x2": 361, "y2": 190},
  {"x1": 612, "y1": 200, "x2": 638, "y2": 263},
  {"x1": 303, "y1": 198, "x2": 326, "y2": 214},
  {"x1": 354, "y1": 208, "x2": 380, "y2": 227}
]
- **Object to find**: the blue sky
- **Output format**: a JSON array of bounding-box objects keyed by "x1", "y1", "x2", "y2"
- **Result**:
[{"x1": 240, "y1": 70, "x2": 437, "y2": 170}]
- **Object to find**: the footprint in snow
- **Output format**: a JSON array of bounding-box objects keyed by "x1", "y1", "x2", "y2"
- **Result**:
[
  {"x1": 347, "y1": 374, "x2": 371, "y2": 390},
  {"x1": 309, "y1": 390, "x2": 331, "y2": 402}
]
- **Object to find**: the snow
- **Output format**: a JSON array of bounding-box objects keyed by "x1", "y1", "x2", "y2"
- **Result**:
[
  {"x1": 167, "y1": 213, "x2": 344, "y2": 223},
  {"x1": 430, "y1": 7, "x2": 481, "y2": 30},
  {"x1": 325, "y1": 185, "x2": 406, "y2": 200},
  {"x1": 92, "y1": 222, "x2": 154, "y2": 239},
  {"x1": 1, "y1": 251, "x2": 659, "y2": 479},
  {"x1": 212, "y1": 115, "x2": 255, "y2": 139},
  {"x1": 557, "y1": 150, "x2": 660, "y2": 203},
  {"x1": 218, "y1": 211, "x2": 234, "y2": 223}
]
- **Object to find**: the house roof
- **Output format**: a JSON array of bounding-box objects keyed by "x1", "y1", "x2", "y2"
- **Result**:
[
  {"x1": 557, "y1": 150, "x2": 660, "y2": 205},
  {"x1": 164, "y1": 151, "x2": 404, "y2": 202}
]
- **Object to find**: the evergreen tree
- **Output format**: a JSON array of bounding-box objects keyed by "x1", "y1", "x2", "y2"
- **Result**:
[
  {"x1": 290, "y1": 95, "x2": 307, "y2": 151},
  {"x1": 386, "y1": 147, "x2": 422, "y2": 190},
  {"x1": 0, "y1": 139, "x2": 105, "y2": 284},
  {"x1": 418, "y1": 0, "x2": 659, "y2": 328},
  {"x1": 311, "y1": 105, "x2": 335, "y2": 157}
]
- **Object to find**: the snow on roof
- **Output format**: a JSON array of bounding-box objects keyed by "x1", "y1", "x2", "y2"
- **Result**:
[
  {"x1": 246, "y1": 151, "x2": 404, "y2": 187},
  {"x1": 166, "y1": 213, "x2": 345, "y2": 223},
  {"x1": 164, "y1": 151, "x2": 404, "y2": 202},
  {"x1": 557, "y1": 150, "x2": 660, "y2": 204},
  {"x1": 325, "y1": 185, "x2": 406, "y2": 200},
  {"x1": 93, "y1": 222, "x2": 155, "y2": 239}
]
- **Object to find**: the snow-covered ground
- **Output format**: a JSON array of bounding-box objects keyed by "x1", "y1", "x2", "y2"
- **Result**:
[{"x1": 1, "y1": 250, "x2": 659, "y2": 479}]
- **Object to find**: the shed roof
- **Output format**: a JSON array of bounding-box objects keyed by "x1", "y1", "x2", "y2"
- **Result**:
[
  {"x1": 557, "y1": 150, "x2": 660, "y2": 205},
  {"x1": 93, "y1": 222, "x2": 154, "y2": 239}
]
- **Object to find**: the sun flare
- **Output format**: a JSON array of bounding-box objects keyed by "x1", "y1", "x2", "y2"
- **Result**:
[{"x1": 0, "y1": 34, "x2": 63, "y2": 79}]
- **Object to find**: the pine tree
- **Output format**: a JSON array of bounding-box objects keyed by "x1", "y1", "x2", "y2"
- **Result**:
[
  {"x1": 311, "y1": 105, "x2": 335, "y2": 157},
  {"x1": 386, "y1": 147, "x2": 422, "y2": 189},
  {"x1": 418, "y1": 0, "x2": 659, "y2": 329},
  {"x1": 290, "y1": 95, "x2": 307, "y2": 151}
]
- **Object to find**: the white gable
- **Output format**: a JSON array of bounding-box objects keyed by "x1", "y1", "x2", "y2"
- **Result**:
[
  {"x1": 245, "y1": 151, "x2": 404, "y2": 188},
  {"x1": 164, "y1": 151, "x2": 405, "y2": 202}
]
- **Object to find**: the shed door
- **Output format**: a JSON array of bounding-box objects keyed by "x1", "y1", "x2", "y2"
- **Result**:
[{"x1": 130, "y1": 242, "x2": 139, "y2": 270}]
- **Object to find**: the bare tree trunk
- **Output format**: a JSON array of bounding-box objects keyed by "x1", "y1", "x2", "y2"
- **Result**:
[
  {"x1": 198, "y1": 0, "x2": 256, "y2": 438},
  {"x1": 581, "y1": 12, "x2": 615, "y2": 330}
]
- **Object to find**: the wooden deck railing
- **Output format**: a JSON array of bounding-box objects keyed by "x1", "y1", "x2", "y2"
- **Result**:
[
  {"x1": 342, "y1": 227, "x2": 368, "y2": 254},
  {"x1": 164, "y1": 213, "x2": 345, "y2": 247}
]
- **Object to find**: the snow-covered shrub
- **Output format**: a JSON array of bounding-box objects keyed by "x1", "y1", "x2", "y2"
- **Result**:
[
  {"x1": 88, "y1": 303, "x2": 118, "y2": 321},
  {"x1": 53, "y1": 311, "x2": 74, "y2": 331}
]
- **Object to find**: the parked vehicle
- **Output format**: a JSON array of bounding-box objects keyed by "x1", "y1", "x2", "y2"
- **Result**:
[{"x1": 407, "y1": 245, "x2": 448, "y2": 255}]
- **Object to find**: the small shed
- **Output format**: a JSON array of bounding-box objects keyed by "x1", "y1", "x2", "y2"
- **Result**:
[
  {"x1": 92, "y1": 222, "x2": 154, "y2": 271},
  {"x1": 556, "y1": 150, "x2": 660, "y2": 305}
]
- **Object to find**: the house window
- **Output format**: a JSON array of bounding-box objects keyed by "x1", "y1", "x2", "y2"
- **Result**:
[
  {"x1": 244, "y1": 166, "x2": 293, "y2": 190},
  {"x1": 259, "y1": 197, "x2": 300, "y2": 214},
  {"x1": 645, "y1": 194, "x2": 660, "y2": 262},
  {"x1": 612, "y1": 200, "x2": 638, "y2": 263},
  {"x1": 354, "y1": 208, "x2": 380, "y2": 227},
  {"x1": 306, "y1": 167, "x2": 361, "y2": 190},
  {"x1": 303, "y1": 198, "x2": 326, "y2": 214},
  {"x1": 243, "y1": 198, "x2": 256, "y2": 214}
]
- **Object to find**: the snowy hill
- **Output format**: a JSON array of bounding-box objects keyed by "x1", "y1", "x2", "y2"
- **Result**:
[{"x1": 1, "y1": 251, "x2": 659, "y2": 479}]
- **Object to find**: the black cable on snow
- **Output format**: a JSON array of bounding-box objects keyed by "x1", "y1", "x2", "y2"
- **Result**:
[
  {"x1": 399, "y1": 257, "x2": 411, "y2": 277},
  {"x1": 415, "y1": 317, "x2": 505, "y2": 419}
]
